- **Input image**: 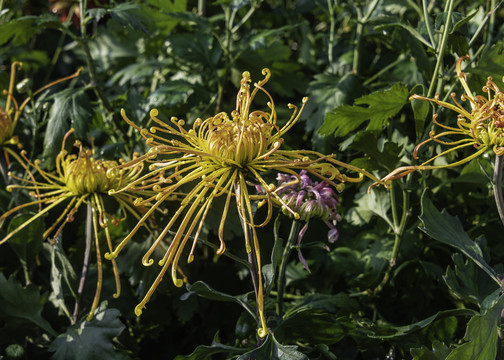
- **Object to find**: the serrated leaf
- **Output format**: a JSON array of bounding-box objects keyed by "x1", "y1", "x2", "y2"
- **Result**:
[
  {"x1": 419, "y1": 192, "x2": 500, "y2": 286},
  {"x1": 0, "y1": 273, "x2": 57, "y2": 337},
  {"x1": 42, "y1": 88, "x2": 91, "y2": 169},
  {"x1": 347, "y1": 187, "x2": 393, "y2": 228},
  {"x1": 446, "y1": 295, "x2": 504, "y2": 360},
  {"x1": 237, "y1": 334, "x2": 308, "y2": 360},
  {"x1": 0, "y1": 15, "x2": 62, "y2": 47},
  {"x1": 443, "y1": 253, "x2": 500, "y2": 310},
  {"x1": 49, "y1": 306, "x2": 127, "y2": 360},
  {"x1": 109, "y1": 3, "x2": 149, "y2": 33},
  {"x1": 320, "y1": 84, "x2": 409, "y2": 137}
]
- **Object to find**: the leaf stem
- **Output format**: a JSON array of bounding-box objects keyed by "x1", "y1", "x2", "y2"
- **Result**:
[
  {"x1": 422, "y1": 0, "x2": 436, "y2": 49},
  {"x1": 327, "y1": 0, "x2": 335, "y2": 65},
  {"x1": 426, "y1": 0, "x2": 454, "y2": 98},
  {"x1": 72, "y1": 204, "x2": 93, "y2": 324},
  {"x1": 276, "y1": 220, "x2": 300, "y2": 317}
]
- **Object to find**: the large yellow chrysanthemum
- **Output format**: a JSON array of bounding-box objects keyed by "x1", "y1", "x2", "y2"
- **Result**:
[
  {"x1": 379, "y1": 56, "x2": 504, "y2": 184},
  {"x1": 106, "y1": 68, "x2": 382, "y2": 337},
  {"x1": 0, "y1": 129, "x2": 146, "y2": 320}
]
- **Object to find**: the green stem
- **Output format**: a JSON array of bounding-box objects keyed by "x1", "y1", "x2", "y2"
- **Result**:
[
  {"x1": 327, "y1": 0, "x2": 335, "y2": 65},
  {"x1": 276, "y1": 220, "x2": 300, "y2": 317},
  {"x1": 78, "y1": 0, "x2": 122, "y2": 130},
  {"x1": 493, "y1": 155, "x2": 504, "y2": 228},
  {"x1": 426, "y1": 0, "x2": 454, "y2": 98},
  {"x1": 72, "y1": 204, "x2": 93, "y2": 324},
  {"x1": 422, "y1": 0, "x2": 436, "y2": 49},
  {"x1": 352, "y1": 0, "x2": 379, "y2": 75},
  {"x1": 373, "y1": 181, "x2": 410, "y2": 294},
  {"x1": 362, "y1": 53, "x2": 407, "y2": 86}
]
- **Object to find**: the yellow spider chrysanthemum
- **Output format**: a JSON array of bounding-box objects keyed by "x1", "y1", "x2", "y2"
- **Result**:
[
  {"x1": 106, "y1": 68, "x2": 382, "y2": 337},
  {"x1": 379, "y1": 56, "x2": 504, "y2": 184},
  {"x1": 0, "y1": 129, "x2": 146, "y2": 321}
]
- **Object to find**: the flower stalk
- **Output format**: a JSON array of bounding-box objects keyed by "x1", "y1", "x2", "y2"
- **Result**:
[{"x1": 276, "y1": 219, "x2": 301, "y2": 317}]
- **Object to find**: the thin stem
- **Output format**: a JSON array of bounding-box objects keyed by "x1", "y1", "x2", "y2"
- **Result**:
[
  {"x1": 246, "y1": 231, "x2": 265, "y2": 344},
  {"x1": 327, "y1": 0, "x2": 335, "y2": 65},
  {"x1": 77, "y1": 0, "x2": 122, "y2": 130},
  {"x1": 493, "y1": 155, "x2": 504, "y2": 228},
  {"x1": 352, "y1": 0, "x2": 380, "y2": 75},
  {"x1": 422, "y1": 0, "x2": 436, "y2": 49},
  {"x1": 72, "y1": 204, "x2": 93, "y2": 324},
  {"x1": 362, "y1": 53, "x2": 407, "y2": 86},
  {"x1": 373, "y1": 181, "x2": 410, "y2": 294},
  {"x1": 426, "y1": 0, "x2": 454, "y2": 98},
  {"x1": 276, "y1": 220, "x2": 301, "y2": 317}
]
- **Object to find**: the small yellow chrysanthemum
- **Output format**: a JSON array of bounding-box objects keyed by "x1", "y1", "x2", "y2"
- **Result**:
[
  {"x1": 0, "y1": 129, "x2": 146, "y2": 320},
  {"x1": 380, "y1": 56, "x2": 504, "y2": 184},
  {"x1": 107, "y1": 69, "x2": 381, "y2": 337}
]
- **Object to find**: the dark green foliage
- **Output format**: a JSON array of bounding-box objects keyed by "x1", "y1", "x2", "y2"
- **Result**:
[{"x1": 2, "y1": 0, "x2": 504, "y2": 359}]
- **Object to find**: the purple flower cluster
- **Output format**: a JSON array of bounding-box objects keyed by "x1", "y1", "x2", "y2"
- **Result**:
[{"x1": 276, "y1": 170, "x2": 341, "y2": 243}]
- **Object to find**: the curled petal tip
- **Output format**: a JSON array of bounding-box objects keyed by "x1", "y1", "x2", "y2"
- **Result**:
[
  {"x1": 174, "y1": 279, "x2": 184, "y2": 288},
  {"x1": 257, "y1": 328, "x2": 268, "y2": 338},
  {"x1": 104, "y1": 252, "x2": 116, "y2": 260},
  {"x1": 143, "y1": 258, "x2": 154, "y2": 266},
  {"x1": 134, "y1": 305, "x2": 144, "y2": 317},
  {"x1": 216, "y1": 242, "x2": 226, "y2": 255}
]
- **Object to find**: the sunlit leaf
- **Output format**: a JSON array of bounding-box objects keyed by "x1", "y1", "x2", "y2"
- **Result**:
[
  {"x1": 49, "y1": 305, "x2": 127, "y2": 360},
  {"x1": 320, "y1": 84, "x2": 409, "y2": 137}
]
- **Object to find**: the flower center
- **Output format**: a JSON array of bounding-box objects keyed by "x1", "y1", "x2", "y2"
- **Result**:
[
  {"x1": 63, "y1": 150, "x2": 116, "y2": 195},
  {"x1": 203, "y1": 113, "x2": 271, "y2": 167}
]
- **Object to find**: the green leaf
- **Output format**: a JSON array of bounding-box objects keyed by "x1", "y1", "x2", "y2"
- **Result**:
[
  {"x1": 275, "y1": 309, "x2": 354, "y2": 345},
  {"x1": 347, "y1": 187, "x2": 393, "y2": 228},
  {"x1": 368, "y1": 308, "x2": 475, "y2": 339},
  {"x1": 419, "y1": 192, "x2": 500, "y2": 286},
  {"x1": 411, "y1": 341, "x2": 451, "y2": 360},
  {"x1": 46, "y1": 240, "x2": 77, "y2": 320},
  {"x1": 173, "y1": 332, "x2": 244, "y2": 360},
  {"x1": 0, "y1": 15, "x2": 62, "y2": 47},
  {"x1": 182, "y1": 281, "x2": 255, "y2": 318},
  {"x1": 446, "y1": 295, "x2": 504, "y2": 360},
  {"x1": 42, "y1": 88, "x2": 92, "y2": 169},
  {"x1": 237, "y1": 334, "x2": 308, "y2": 360},
  {"x1": 49, "y1": 305, "x2": 128, "y2": 360},
  {"x1": 6, "y1": 212, "x2": 44, "y2": 264},
  {"x1": 443, "y1": 253, "x2": 500, "y2": 310},
  {"x1": 108, "y1": 3, "x2": 149, "y2": 33},
  {"x1": 320, "y1": 84, "x2": 409, "y2": 137},
  {"x1": 0, "y1": 273, "x2": 57, "y2": 337}
]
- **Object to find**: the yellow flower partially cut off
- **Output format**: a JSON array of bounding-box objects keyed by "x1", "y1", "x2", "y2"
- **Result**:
[
  {"x1": 0, "y1": 129, "x2": 146, "y2": 320},
  {"x1": 379, "y1": 56, "x2": 504, "y2": 185}
]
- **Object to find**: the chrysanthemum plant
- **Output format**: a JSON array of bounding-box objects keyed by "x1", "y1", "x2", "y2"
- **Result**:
[
  {"x1": 106, "y1": 68, "x2": 384, "y2": 337},
  {"x1": 0, "y1": 128, "x2": 151, "y2": 322}
]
